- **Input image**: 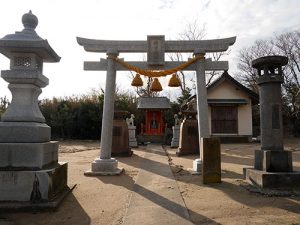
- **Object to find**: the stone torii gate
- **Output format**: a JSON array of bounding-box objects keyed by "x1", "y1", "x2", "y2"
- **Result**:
[{"x1": 77, "y1": 35, "x2": 236, "y2": 175}]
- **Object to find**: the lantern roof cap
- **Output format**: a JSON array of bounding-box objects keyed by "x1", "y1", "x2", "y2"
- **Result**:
[
  {"x1": 0, "y1": 11, "x2": 60, "y2": 62},
  {"x1": 252, "y1": 55, "x2": 288, "y2": 69}
]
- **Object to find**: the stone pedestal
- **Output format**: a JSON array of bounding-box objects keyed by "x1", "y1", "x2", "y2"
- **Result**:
[
  {"x1": 171, "y1": 125, "x2": 180, "y2": 148},
  {"x1": 201, "y1": 137, "x2": 221, "y2": 184},
  {"x1": 0, "y1": 141, "x2": 58, "y2": 169},
  {"x1": 177, "y1": 115, "x2": 199, "y2": 156},
  {"x1": 254, "y1": 150, "x2": 293, "y2": 172},
  {"x1": 245, "y1": 56, "x2": 300, "y2": 190},
  {"x1": 128, "y1": 125, "x2": 138, "y2": 147},
  {"x1": 245, "y1": 169, "x2": 300, "y2": 189},
  {"x1": 0, "y1": 162, "x2": 68, "y2": 202}
]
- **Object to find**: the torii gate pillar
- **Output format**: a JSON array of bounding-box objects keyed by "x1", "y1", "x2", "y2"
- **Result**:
[
  {"x1": 194, "y1": 52, "x2": 210, "y2": 162},
  {"x1": 85, "y1": 50, "x2": 123, "y2": 175}
]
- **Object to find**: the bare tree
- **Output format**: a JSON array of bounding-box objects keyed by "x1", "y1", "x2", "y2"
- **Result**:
[
  {"x1": 237, "y1": 39, "x2": 275, "y2": 92},
  {"x1": 236, "y1": 30, "x2": 300, "y2": 134},
  {"x1": 168, "y1": 19, "x2": 229, "y2": 103}
]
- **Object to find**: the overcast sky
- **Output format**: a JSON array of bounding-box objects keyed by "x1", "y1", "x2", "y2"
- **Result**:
[{"x1": 0, "y1": 0, "x2": 300, "y2": 100}]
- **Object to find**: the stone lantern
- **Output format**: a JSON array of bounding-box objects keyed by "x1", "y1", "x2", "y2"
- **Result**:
[
  {"x1": 245, "y1": 55, "x2": 300, "y2": 189},
  {"x1": 0, "y1": 11, "x2": 68, "y2": 207}
]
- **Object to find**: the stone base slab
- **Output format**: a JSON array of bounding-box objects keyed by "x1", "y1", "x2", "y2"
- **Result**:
[
  {"x1": 84, "y1": 168, "x2": 123, "y2": 176},
  {"x1": 0, "y1": 141, "x2": 58, "y2": 169},
  {"x1": 255, "y1": 150, "x2": 293, "y2": 172},
  {"x1": 0, "y1": 122, "x2": 50, "y2": 143},
  {"x1": 0, "y1": 162, "x2": 68, "y2": 202},
  {"x1": 84, "y1": 158, "x2": 124, "y2": 176},
  {"x1": 0, "y1": 184, "x2": 75, "y2": 212},
  {"x1": 245, "y1": 168, "x2": 300, "y2": 189}
]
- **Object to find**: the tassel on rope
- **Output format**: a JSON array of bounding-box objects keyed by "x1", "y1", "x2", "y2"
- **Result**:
[
  {"x1": 168, "y1": 73, "x2": 181, "y2": 87},
  {"x1": 150, "y1": 78, "x2": 163, "y2": 92},
  {"x1": 131, "y1": 73, "x2": 143, "y2": 87}
]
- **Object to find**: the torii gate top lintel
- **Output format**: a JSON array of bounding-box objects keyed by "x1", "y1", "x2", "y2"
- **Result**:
[{"x1": 76, "y1": 35, "x2": 236, "y2": 54}]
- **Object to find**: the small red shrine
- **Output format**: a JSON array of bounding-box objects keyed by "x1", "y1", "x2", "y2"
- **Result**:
[{"x1": 137, "y1": 97, "x2": 171, "y2": 142}]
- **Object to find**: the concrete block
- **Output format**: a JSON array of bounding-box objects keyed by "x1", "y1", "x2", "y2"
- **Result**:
[
  {"x1": 254, "y1": 150, "x2": 293, "y2": 172},
  {"x1": 202, "y1": 137, "x2": 221, "y2": 184},
  {"x1": 0, "y1": 141, "x2": 58, "y2": 169},
  {"x1": 0, "y1": 122, "x2": 50, "y2": 143},
  {"x1": 245, "y1": 168, "x2": 300, "y2": 189},
  {"x1": 0, "y1": 162, "x2": 68, "y2": 201}
]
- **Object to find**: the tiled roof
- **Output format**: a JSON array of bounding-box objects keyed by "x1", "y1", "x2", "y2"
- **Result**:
[{"x1": 137, "y1": 97, "x2": 171, "y2": 109}]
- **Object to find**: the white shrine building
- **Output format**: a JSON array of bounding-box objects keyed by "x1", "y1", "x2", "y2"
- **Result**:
[{"x1": 183, "y1": 71, "x2": 259, "y2": 142}]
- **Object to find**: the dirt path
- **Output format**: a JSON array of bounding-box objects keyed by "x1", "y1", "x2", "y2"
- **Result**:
[
  {"x1": 167, "y1": 141, "x2": 300, "y2": 225},
  {"x1": 1, "y1": 140, "x2": 300, "y2": 225}
]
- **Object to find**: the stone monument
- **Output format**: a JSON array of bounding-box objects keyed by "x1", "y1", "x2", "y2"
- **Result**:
[
  {"x1": 171, "y1": 114, "x2": 181, "y2": 148},
  {"x1": 0, "y1": 11, "x2": 68, "y2": 207},
  {"x1": 111, "y1": 111, "x2": 132, "y2": 156},
  {"x1": 245, "y1": 56, "x2": 300, "y2": 189},
  {"x1": 177, "y1": 105, "x2": 199, "y2": 156},
  {"x1": 201, "y1": 137, "x2": 221, "y2": 184},
  {"x1": 126, "y1": 114, "x2": 138, "y2": 147}
]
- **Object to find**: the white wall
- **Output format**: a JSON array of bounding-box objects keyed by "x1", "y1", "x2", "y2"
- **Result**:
[{"x1": 206, "y1": 80, "x2": 253, "y2": 136}]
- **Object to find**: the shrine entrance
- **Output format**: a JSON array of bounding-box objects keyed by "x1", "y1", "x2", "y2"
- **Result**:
[
  {"x1": 146, "y1": 110, "x2": 162, "y2": 135},
  {"x1": 77, "y1": 35, "x2": 236, "y2": 175},
  {"x1": 137, "y1": 96, "x2": 171, "y2": 143}
]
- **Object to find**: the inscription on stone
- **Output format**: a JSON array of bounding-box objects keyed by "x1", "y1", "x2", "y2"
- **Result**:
[
  {"x1": 147, "y1": 35, "x2": 165, "y2": 66},
  {"x1": 272, "y1": 104, "x2": 280, "y2": 129},
  {"x1": 202, "y1": 137, "x2": 221, "y2": 184},
  {"x1": 1, "y1": 172, "x2": 18, "y2": 185}
]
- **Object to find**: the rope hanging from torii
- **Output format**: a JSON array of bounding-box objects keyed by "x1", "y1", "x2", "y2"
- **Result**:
[
  {"x1": 107, "y1": 54, "x2": 205, "y2": 92},
  {"x1": 108, "y1": 54, "x2": 205, "y2": 77}
]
